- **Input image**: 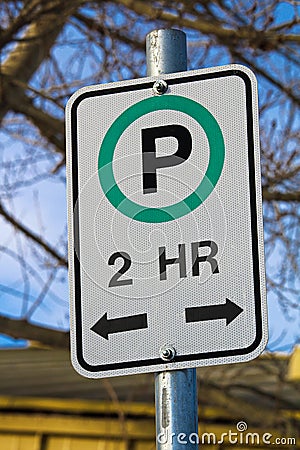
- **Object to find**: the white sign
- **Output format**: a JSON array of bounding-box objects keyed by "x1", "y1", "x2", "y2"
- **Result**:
[{"x1": 66, "y1": 64, "x2": 268, "y2": 378}]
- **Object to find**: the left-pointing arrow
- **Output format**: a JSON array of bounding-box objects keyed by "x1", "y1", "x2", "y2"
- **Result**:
[{"x1": 91, "y1": 313, "x2": 148, "y2": 340}]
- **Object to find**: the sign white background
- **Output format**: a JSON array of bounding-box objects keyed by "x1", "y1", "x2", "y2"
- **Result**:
[{"x1": 66, "y1": 65, "x2": 268, "y2": 378}]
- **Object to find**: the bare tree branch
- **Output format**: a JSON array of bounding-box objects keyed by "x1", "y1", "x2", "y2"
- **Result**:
[
  {"x1": 0, "y1": 201, "x2": 67, "y2": 266},
  {"x1": 263, "y1": 188, "x2": 300, "y2": 202},
  {"x1": 0, "y1": 315, "x2": 69, "y2": 348},
  {"x1": 0, "y1": 0, "x2": 299, "y2": 350},
  {"x1": 0, "y1": 0, "x2": 85, "y2": 124},
  {"x1": 116, "y1": 0, "x2": 300, "y2": 45}
]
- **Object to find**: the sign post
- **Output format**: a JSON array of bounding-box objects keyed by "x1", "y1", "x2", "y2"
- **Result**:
[
  {"x1": 146, "y1": 29, "x2": 198, "y2": 449},
  {"x1": 66, "y1": 24, "x2": 268, "y2": 446},
  {"x1": 66, "y1": 24, "x2": 268, "y2": 449}
]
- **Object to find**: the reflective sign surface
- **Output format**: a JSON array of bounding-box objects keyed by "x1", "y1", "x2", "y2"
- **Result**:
[{"x1": 66, "y1": 65, "x2": 268, "y2": 378}]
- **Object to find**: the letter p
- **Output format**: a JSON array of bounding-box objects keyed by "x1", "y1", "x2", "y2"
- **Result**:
[{"x1": 142, "y1": 125, "x2": 192, "y2": 193}]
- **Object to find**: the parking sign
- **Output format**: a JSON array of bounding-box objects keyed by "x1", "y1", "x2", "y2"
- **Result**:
[{"x1": 66, "y1": 64, "x2": 268, "y2": 378}]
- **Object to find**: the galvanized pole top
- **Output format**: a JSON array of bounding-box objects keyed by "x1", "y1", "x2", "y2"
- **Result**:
[{"x1": 146, "y1": 29, "x2": 187, "y2": 76}]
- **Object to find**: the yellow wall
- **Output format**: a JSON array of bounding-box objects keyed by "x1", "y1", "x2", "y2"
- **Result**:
[{"x1": 0, "y1": 398, "x2": 298, "y2": 450}]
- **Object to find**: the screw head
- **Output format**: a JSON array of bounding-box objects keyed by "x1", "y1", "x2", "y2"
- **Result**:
[
  {"x1": 159, "y1": 345, "x2": 176, "y2": 361},
  {"x1": 153, "y1": 79, "x2": 168, "y2": 95}
]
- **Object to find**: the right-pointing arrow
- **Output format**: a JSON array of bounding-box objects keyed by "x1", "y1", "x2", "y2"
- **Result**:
[{"x1": 185, "y1": 298, "x2": 243, "y2": 326}]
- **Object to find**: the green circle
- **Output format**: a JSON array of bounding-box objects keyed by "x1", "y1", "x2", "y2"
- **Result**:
[{"x1": 98, "y1": 95, "x2": 224, "y2": 223}]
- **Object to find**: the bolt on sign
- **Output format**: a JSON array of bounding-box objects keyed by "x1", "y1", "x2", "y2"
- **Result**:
[{"x1": 66, "y1": 64, "x2": 268, "y2": 378}]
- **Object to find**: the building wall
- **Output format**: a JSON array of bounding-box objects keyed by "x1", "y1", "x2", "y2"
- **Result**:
[{"x1": 0, "y1": 398, "x2": 298, "y2": 450}]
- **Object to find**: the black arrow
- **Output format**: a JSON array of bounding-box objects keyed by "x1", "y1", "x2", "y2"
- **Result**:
[
  {"x1": 185, "y1": 299, "x2": 243, "y2": 326},
  {"x1": 91, "y1": 312, "x2": 148, "y2": 340}
]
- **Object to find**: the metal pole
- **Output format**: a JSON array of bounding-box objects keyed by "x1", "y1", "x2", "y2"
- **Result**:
[
  {"x1": 146, "y1": 29, "x2": 187, "y2": 76},
  {"x1": 154, "y1": 370, "x2": 198, "y2": 448},
  {"x1": 146, "y1": 29, "x2": 198, "y2": 450}
]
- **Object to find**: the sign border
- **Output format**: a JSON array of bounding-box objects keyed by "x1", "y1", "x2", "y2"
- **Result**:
[{"x1": 70, "y1": 68, "x2": 263, "y2": 373}]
